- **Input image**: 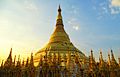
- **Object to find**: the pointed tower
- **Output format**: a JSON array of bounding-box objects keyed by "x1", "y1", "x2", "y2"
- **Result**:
[
  {"x1": 16, "y1": 55, "x2": 21, "y2": 67},
  {"x1": 29, "y1": 53, "x2": 35, "y2": 77},
  {"x1": 89, "y1": 50, "x2": 96, "y2": 71},
  {"x1": 107, "y1": 51, "x2": 111, "y2": 66},
  {"x1": 90, "y1": 50, "x2": 94, "y2": 60},
  {"x1": 4, "y1": 48, "x2": 13, "y2": 67},
  {"x1": 30, "y1": 53, "x2": 34, "y2": 67},
  {"x1": 89, "y1": 49, "x2": 95, "y2": 64},
  {"x1": 110, "y1": 50, "x2": 118, "y2": 77},
  {"x1": 25, "y1": 57, "x2": 29, "y2": 67},
  {"x1": 99, "y1": 49, "x2": 105, "y2": 68},
  {"x1": 35, "y1": 5, "x2": 87, "y2": 64},
  {"x1": 13, "y1": 55, "x2": 16, "y2": 66},
  {"x1": 22, "y1": 59, "x2": 25, "y2": 67},
  {"x1": 99, "y1": 50, "x2": 106, "y2": 77},
  {"x1": 111, "y1": 50, "x2": 118, "y2": 67}
]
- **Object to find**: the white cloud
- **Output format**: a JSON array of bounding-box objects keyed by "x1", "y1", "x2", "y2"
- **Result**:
[
  {"x1": 23, "y1": 0, "x2": 38, "y2": 11},
  {"x1": 73, "y1": 26, "x2": 79, "y2": 31},
  {"x1": 111, "y1": 8, "x2": 120, "y2": 14},
  {"x1": 67, "y1": 18, "x2": 80, "y2": 31},
  {"x1": 66, "y1": 5, "x2": 80, "y2": 31},
  {"x1": 92, "y1": 0, "x2": 120, "y2": 17},
  {"x1": 111, "y1": 0, "x2": 120, "y2": 7},
  {"x1": 109, "y1": 0, "x2": 120, "y2": 14}
]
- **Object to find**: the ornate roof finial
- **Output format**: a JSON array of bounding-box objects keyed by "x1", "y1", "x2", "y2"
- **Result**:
[
  {"x1": 111, "y1": 49, "x2": 115, "y2": 61},
  {"x1": 58, "y1": 4, "x2": 61, "y2": 12},
  {"x1": 30, "y1": 53, "x2": 34, "y2": 66},
  {"x1": 111, "y1": 49, "x2": 118, "y2": 66},
  {"x1": 25, "y1": 57, "x2": 29, "y2": 67},
  {"x1": 100, "y1": 49, "x2": 103, "y2": 60},
  {"x1": 8, "y1": 48, "x2": 12, "y2": 59},
  {"x1": 13, "y1": 55, "x2": 16, "y2": 66},
  {"x1": 90, "y1": 49, "x2": 93, "y2": 59},
  {"x1": 10, "y1": 48, "x2": 12, "y2": 53},
  {"x1": 108, "y1": 51, "x2": 111, "y2": 66},
  {"x1": 56, "y1": 5, "x2": 63, "y2": 25},
  {"x1": 99, "y1": 49, "x2": 105, "y2": 67},
  {"x1": 8, "y1": 48, "x2": 12, "y2": 62}
]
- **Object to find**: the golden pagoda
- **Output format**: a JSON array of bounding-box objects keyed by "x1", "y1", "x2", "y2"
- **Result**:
[
  {"x1": 34, "y1": 5, "x2": 88, "y2": 65},
  {"x1": 1, "y1": 5, "x2": 120, "y2": 77}
]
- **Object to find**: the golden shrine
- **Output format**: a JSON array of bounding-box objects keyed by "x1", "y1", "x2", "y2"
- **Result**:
[
  {"x1": 0, "y1": 5, "x2": 120, "y2": 77},
  {"x1": 34, "y1": 5, "x2": 88, "y2": 63}
]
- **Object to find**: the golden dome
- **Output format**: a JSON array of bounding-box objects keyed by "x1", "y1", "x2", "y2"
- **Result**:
[{"x1": 35, "y1": 5, "x2": 87, "y2": 62}]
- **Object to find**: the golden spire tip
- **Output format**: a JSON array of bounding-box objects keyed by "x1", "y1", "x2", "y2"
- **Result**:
[{"x1": 58, "y1": 5, "x2": 61, "y2": 12}]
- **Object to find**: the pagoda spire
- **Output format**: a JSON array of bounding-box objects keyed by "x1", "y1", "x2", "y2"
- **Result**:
[
  {"x1": 16, "y1": 55, "x2": 21, "y2": 67},
  {"x1": 90, "y1": 49, "x2": 94, "y2": 60},
  {"x1": 89, "y1": 49, "x2": 95, "y2": 64},
  {"x1": 8, "y1": 48, "x2": 12, "y2": 60},
  {"x1": 29, "y1": 53, "x2": 35, "y2": 77},
  {"x1": 30, "y1": 53, "x2": 34, "y2": 66},
  {"x1": 89, "y1": 50, "x2": 96, "y2": 72},
  {"x1": 89, "y1": 49, "x2": 95, "y2": 65},
  {"x1": 25, "y1": 57, "x2": 29, "y2": 67},
  {"x1": 99, "y1": 49, "x2": 104, "y2": 64},
  {"x1": 111, "y1": 50, "x2": 116, "y2": 63},
  {"x1": 22, "y1": 59, "x2": 25, "y2": 67},
  {"x1": 108, "y1": 51, "x2": 111, "y2": 66},
  {"x1": 4, "y1": 48, "x2": 13, "y2": 67},
  {"x1": 13, "y1": 55, "x2": 16, "y2": 66},
  {"x1": 56, "y1": 5, "x2": 63, "y2": 26},
  {"x1": 108, "y1": 52, "x2": 111, "y2": 66},
  {"x1": 99, "y1": 49, "x2": 106, "y2": 70},
  {"x1": 110, "y1": 50, "x2": 119, "y2": 67}
]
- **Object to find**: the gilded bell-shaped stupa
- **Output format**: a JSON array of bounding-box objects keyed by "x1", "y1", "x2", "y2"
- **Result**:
[{"x1": 35, "y1": 5, "x2": 88, "y2": 64}]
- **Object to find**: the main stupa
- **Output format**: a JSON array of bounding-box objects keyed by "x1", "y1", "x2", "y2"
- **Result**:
[{"x1": 34, "y1": 5, "x2": 88, "y2": 64}]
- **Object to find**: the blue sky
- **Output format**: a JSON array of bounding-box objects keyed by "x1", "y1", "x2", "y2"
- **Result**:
[{"x1": 0, "y1": 0, "x2": 120, "y2": 62}]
